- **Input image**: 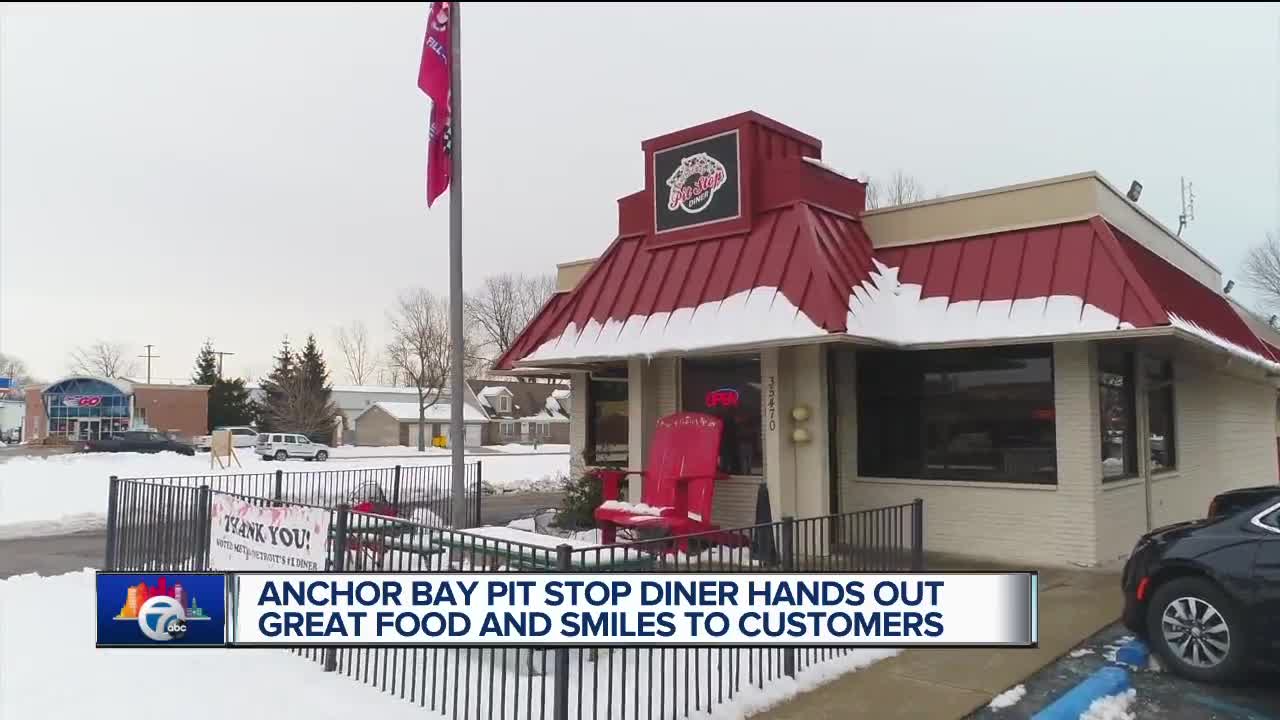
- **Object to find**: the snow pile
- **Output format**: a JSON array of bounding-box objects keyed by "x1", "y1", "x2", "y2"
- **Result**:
[
  {"x1": 598, "y1": 500, "x2": 669, "y2": 516},
  {"x1": 0, "y1": 450, "x2": 569, "y2": 539},
  {"x1": 1069, "y1": 648, "x2": 1096, "y2": 658},
  {"x1": 1080, "y1": 689, "x2": 1137, "y2": 720},
  {"x1": 0, "y1": 570, "x2": 428, "y2": 720},
  {"x1": 987, "y1": 684, "x2": 1026, "y2": 709},
  {"x1": 488, "y1": 443, "x2": 570, "y2": 454}
]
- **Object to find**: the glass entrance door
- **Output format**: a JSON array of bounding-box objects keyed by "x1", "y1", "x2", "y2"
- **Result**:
[{"x1": 74, "y1": 419, "x2": 101, "y2": 441}]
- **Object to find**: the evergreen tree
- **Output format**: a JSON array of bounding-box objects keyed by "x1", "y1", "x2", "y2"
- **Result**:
[
  {"x1": 193, "y1": 342, "x2": 218, "y2": 385},
  {"x1": 298, "y1": 334, "x2": 331, "y2": 393},
  {"x1": 192, "y1": 341, "x2": 255, "y2": 430},
  {"x1": 296, "y1": 334, "x2": 338, "y2": 443},
  {"x1": 257, "y1": 337, "x2": 296, "y2": 433}
]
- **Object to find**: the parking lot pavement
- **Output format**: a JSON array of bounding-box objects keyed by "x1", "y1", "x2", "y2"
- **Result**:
[{"x1": 968, "y1": 624, "x2": 1280, "y2": 720}]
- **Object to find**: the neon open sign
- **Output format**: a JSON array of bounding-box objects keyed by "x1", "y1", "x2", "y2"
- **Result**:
[{"x1": 705, "y1": 388, "x2": 740, "y2": 408}]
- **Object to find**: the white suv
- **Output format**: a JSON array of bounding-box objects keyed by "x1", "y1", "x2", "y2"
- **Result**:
[
  {"x1": 255, "y1": 433, "x2": 329, "y2": 462},
  {"x1": 194, "y1": 426, "x2": 259, "y2": 452}
]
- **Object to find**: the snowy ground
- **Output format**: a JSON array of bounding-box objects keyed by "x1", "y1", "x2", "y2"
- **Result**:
[
  {"x1": 329, "y1": 443, "x2": 569, "y2": 458},
  {"x1": 0, "y1": 570, "x2": 430, "y2": 720},
  {"x1": 1, "y1": 570, "x2": 896, "y2": 720},
  {"x1": 0, "y1": 448, "x2": 569, "y2": 539}
]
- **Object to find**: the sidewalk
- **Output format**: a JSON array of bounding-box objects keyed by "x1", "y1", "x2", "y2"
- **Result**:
[{"x1": 757, "y1": 564, "x2": 1123, "y2": 720}]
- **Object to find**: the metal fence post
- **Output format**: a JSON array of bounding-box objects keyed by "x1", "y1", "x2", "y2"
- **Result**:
[
  {"x1": 392, "y1": 465, "x2": 401, "y2": 509},
  {"x1": 473, "y1": 461, "x2": 482, "y2": 528},
  {"x1": 273, "y1": 469, "x2": 283, "y2": 504},
  {"x1": 911, "y1": 498, "x2": 924, "y2": 571},
  {"x1": 104, "y1": 476, "x2": 120, "y2": 571},
  {"x1": 197, "y1": 485, "x2": 211, "y2": 571},
  {"x1": 781, "y1": 515, "x2": 796, "y2": 678},
  {"x1": 324, "y1": 504, "x2": 351, "y2": 673},
  {"x1": 552, "y1": 543, "x2": 572, "y2": 720}
]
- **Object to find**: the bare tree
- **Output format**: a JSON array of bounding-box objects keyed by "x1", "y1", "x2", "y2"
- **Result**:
[
  {"x1": 1243, "y1": 233, "x2": 1280, "y2": 311},
  {"x1": 864, "y1": 170, "x2": 928, "y2": 209},
  {"x1": 0, "y1": 352, "x2": 35, "y2": 388},
  {"x1": 69, "y1": 341, "x2": 136, "y2": 378},
  {"x1": 465, "y1": 272, "x2": 556, "y2": 368},
  {"x1": 387, "y1": 289, "x2": 454, "y2": 451},
  {"x1": 335, "y1": 320, "x2": 378, "y2": 385}
]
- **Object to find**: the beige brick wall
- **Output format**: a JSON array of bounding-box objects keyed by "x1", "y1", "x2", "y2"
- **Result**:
[
  {"x1": 1152, "y1": 355, "x2": 1276, "y2": 529},
  {"x1": 568, "y1": 372, "x2": 589, "y2": 477},
  {"x1": 840, "y1": 342, "x2": 1102, "y2": 567}
]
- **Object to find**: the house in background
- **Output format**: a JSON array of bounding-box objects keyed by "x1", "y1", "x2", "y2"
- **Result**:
[
  {"x1": 469, "y1": 380, "x2": 570, "y2": 445},
  {"x1": 351, "y1": 396, "x2": 490, "y2": 448}
]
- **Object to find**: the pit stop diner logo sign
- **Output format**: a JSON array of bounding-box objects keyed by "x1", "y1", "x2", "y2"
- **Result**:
[{"x1": 654, "y1": 130, "x2": 741, "y2": 234}]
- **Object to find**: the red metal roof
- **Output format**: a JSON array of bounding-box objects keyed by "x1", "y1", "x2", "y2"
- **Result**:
[
  {"x1": 500, "y1": 213, "x2": 1280, "y2": 369},
  {"x1": 496, "y1": 202, "x2": 875, "y2": 368},
  {"x1": 1111, "y1": 226, "x2": 1279, "y2": 362},
  {"x1": 872, "y1": 217, "x2": 1167, "y2": 330}
]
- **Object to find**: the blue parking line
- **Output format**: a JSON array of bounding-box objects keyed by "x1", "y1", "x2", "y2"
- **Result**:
[{"x1": 1188, "y1": 693, "x2": 1279, "y2": 720}]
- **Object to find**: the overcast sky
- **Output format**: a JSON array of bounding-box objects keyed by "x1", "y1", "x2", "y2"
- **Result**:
[{"x1": 2, "y1": 2, "x2": 1277, "y2": 383}]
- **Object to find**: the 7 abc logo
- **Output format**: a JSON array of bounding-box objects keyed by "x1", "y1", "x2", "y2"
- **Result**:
[{"x1": 137, "y1": 596, "x2": 189, "y2": 642}]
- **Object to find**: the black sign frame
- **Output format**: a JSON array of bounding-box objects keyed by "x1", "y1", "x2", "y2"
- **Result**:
[{"x1": 652, "y1": 129, "x2": 742, "y2": 235}]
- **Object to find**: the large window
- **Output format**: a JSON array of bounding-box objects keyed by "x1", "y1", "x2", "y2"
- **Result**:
[
  {"x1": 587, "y1": 367, "x2": 628, "y2": 465},
  {"x1": 681, "y1": 355, "x2": 763, "y2": 476},
  {"x1": 1146, "y1": 358, "x2": 1176, "y2": 471},
  {"x1": 856, "y1": 345, "x2": 1057, "y2": 484},
  {"x1": 1099, "y1": 348, "x2": 1137, "y2": 481}
]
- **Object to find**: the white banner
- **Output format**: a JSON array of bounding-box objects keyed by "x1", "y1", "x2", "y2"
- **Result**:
[
  {"x1": 229, "y1": 572, "x2": 1037, "y2": 647},
  {"x1": 208, "y1": 495, "x2": 330, "y2": 571}
]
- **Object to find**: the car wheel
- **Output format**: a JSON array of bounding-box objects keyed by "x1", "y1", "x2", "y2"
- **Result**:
[
  {"x1": 316, "y1": 450, "x2": 328, "y2": 462},
  {"x1": 274, "y1": 450, "x2": 288, "y2": 462},
  {"x1": 1146, "y1": 577, "x2": 1248, "y2": 683}
]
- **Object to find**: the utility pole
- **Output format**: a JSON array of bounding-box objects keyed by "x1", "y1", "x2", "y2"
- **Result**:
[
  {"x1": 212, "y1": 350, "x2": 235, "y2": 379},
  {"x1": 137, "y1": 345, "x2": 159, "y2": 384}
]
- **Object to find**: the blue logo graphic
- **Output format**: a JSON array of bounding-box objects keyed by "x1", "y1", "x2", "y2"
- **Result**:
[{"x1": 96, "y1": 573, "x2": 226, "y2": 647}]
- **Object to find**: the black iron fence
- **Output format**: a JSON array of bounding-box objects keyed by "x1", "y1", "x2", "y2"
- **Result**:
[{"x1": 104, "y1": 474, "x2": 923, "y2": 720}]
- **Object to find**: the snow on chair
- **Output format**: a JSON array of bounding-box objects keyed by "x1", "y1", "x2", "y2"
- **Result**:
[{"x1": 593, "y1": 412, "x2": 727, "y2": 554}]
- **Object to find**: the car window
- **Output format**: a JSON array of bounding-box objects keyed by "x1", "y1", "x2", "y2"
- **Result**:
[
  {"x1": 232, "y1": 429, "x2": 252, "y2": 436},
  {"x1": 298, "y1": 437, "x2": 311, "y2": 444},
  {"x1": 1260, "y1": 507, "x2": 1280, "y2": 533},
  {"x1": 271, "y1": 434, "x2": 282, "y2": 443}
]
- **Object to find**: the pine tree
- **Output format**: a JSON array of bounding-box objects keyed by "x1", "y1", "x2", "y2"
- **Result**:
[
  {"x1": 296, "y1": 334, "x2": 339, "y2": 443},
  {"x1": 298, "y1": 334, "x2": 330, "y2": 393},
  {"x1": 193, "y1": 341, "x2": 255, "y2": 430},
  {"x1": 257, "y1": 337, "x2": 296, "y2": 433},
  {"x1": 193, "y1": 342, "x2": 219, "y2": 385}
]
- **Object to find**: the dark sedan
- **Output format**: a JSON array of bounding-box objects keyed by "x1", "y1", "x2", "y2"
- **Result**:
[
  {"x1": 1122, "y1": 485, "x2": 1280, "y2": 682},
  {"x1": 82, "y1": 430, "x2": 196, "y2": 456}
]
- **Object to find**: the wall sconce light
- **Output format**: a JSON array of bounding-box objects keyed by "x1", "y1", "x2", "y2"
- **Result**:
[
  {"x1": 791, "y1": 427, "x2": 811, "y2": 445},
  {"x1": 791, "y1": 405, "x2": 811, "y2": 423}
]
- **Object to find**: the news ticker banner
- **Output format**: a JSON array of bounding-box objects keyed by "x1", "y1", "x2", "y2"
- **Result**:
[{"x1": 96, "y1": 572, "x2": 1037, "y2": 649}]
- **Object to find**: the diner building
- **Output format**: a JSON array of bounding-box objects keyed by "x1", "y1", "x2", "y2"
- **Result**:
[{"x1": 496, "y1": 111, "x2": 1280, "y2": 567}]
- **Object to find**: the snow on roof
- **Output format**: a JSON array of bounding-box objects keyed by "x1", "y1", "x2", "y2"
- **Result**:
[
  {"x1": 801, "y1": 156, "x2": 857, "y2": 181},
  {"x1": 477, "y1": 386, "x2": 512, "y2": 397},
  {"x1": 361, "y1": 401, "x2": 489, "y2": 423},
  {"x1": 550, "y1": 388, "x2": 571, "y2": 399},
  {"x1": 331, "y1": 385, "x2": 428, "y2": 396}
]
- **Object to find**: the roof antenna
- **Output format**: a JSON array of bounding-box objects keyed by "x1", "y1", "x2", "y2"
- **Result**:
[{"x1": 1177, "y1": 176, "x2": 1195, "y2": 237}]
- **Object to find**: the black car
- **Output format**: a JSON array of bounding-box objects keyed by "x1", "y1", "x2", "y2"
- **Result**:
[
  {"x1": 83, "y1": 430, "x2": 196, "y2": 456},
  {"x1": 1122, "y1": 485, "x2": 1280, "y2": 682}
]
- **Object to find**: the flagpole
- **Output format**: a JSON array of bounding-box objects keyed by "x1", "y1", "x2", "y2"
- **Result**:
[{"x1": 448, "y1": 1, "x2": 468, "y2": 529}]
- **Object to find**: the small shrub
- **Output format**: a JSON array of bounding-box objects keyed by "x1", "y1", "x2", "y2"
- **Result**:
[{"x1": 556, "y1": 472, "x2": 603, "y2": 530}]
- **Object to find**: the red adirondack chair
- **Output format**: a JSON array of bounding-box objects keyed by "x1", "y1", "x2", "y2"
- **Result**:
[{"x1": 593, "y1": 412, "x2": 727, "y2": 553}]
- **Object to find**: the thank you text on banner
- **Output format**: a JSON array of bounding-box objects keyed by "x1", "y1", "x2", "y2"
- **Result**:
[
  {"x1": 209, "y1": 494, "x2": 330, "y2": 571},
  {"x1": 230, "y1": 572, "x2": 1037, "y2": 647}
]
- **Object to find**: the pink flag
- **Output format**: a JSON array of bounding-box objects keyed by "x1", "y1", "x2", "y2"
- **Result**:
[{"x1": 418, "y1": 2, "x2": 453, "y2": 207}]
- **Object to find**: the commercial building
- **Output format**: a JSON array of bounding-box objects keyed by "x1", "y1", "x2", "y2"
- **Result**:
[
  {"x1": 24, "y1": 376, "x2": 210, "y2": 442},
  {"x1": 496, "y1": 111, "x2": 1280, "y2": 567}
]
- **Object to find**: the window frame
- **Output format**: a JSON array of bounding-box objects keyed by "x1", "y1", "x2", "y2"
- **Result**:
[
  {"x1": 1251, "y1": 502, "x2": 1280, "y2": 534},
  {"x1": 854, "y1": 344, "x2": 1059, "y2": 485},
  {"x1": 679, "y1": 354, "x2": 765, "y2": 477},
  {"x1": 1145, "y1": 356, "x2": 1177, "y2": 473},
  {"x1": 586, "y1": 367, "x2": 629, "y2": 466},
  {"x1": 1099, "y1": 347, "x2": 1139, "y2": 483}
]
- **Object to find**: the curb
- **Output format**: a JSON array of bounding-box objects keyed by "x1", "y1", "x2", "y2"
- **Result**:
[{"x1": 1029, "y1": 666, "x2": 1130, "y2": 720}]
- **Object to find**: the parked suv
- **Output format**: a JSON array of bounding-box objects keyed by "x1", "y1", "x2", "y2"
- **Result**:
[
  {"x1": 255, "y1": 433, "x2": 329, "y2": 462},
  {"x1": 194, "y1": 426, "x2": 258, "y2": 452}
]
